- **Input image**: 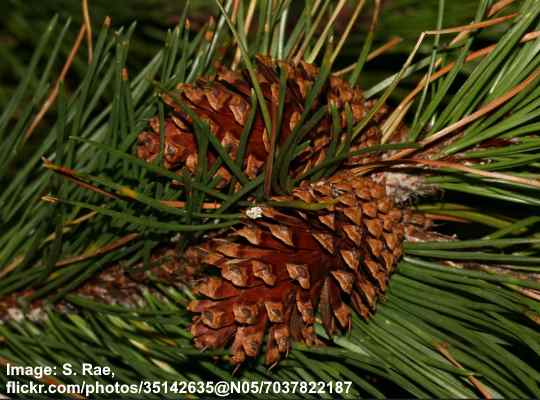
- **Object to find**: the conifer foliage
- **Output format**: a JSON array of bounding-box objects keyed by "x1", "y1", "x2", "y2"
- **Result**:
[{"x1": 1, "y1": 0, "x2": 540, "y2": 398}]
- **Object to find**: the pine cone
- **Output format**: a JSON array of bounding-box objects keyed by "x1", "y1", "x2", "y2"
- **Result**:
[
  {"x1": 136, "y1": 56, "x2": 386, "y2": 185},
  {"x1": 185, "y1": 172, "x2": 427, "y2": 365}
]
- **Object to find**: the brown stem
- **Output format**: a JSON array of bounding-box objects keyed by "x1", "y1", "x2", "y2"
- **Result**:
[
  {"x1": 436, "y1": 342, "x2": 493, "y2": 399},
  {"x1": 81, "y1": 0, "x2": 93, "y2": 63},
  {"x1": 24, "y1": 24, "x2": 86, "y2": 143}
]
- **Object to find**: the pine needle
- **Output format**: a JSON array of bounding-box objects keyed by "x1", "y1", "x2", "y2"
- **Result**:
[{"x1": 390, "y1": 68, "x2": 540, "y2": 160}]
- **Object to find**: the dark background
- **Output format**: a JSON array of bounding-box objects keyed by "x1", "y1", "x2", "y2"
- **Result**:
[{"x1": 0, "y1": 0, "x2": 500, "y2": 107}]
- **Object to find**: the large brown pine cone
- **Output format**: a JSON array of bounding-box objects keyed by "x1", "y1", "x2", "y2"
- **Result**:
[{"x1": 185, "y1": 172, "x2": 428, "y2": 365}]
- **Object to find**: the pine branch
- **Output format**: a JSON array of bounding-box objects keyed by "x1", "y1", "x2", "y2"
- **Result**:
[{"x1": 1, "y1": 1, "x2": 540, "y2": 398}]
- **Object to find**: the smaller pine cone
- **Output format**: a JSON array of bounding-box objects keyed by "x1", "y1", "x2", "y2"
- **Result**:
[
  {"x1": 187, "y1": 172, "x2": 421, "y2": 365},
  {"x1": 136, "y1": 56, "x2": 388, "y2": 187}
]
